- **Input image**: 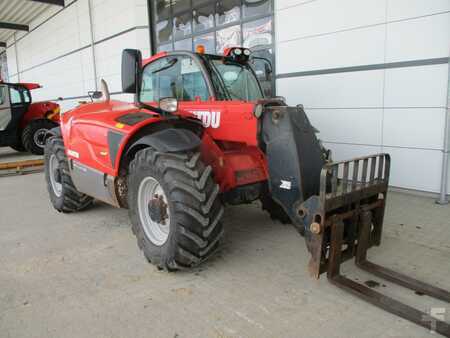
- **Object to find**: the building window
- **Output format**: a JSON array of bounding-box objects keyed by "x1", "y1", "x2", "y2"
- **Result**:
[{"x1": 151, "y1": 0, "x2": 274, "y2": 97}]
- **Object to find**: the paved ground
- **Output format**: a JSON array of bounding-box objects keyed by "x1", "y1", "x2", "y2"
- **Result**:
[
  {"x1": 0, "y1": 152, "x2": 449, "y2": 337},
  {"x1": 0, "y1": 147, "x2": 42, "y2": 164}
]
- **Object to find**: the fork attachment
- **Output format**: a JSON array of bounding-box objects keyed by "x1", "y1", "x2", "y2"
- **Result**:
[{"x1": 300, "y1": 154, "x2": 450, "y2": 337}]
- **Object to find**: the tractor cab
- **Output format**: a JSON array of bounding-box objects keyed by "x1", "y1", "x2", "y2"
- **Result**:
[
  {"x1": 0, "y1": 81, "x2": 59, "y2": 154},
  {"x1": 0, "y1": 82, "x2": 33, "y2": 147}
]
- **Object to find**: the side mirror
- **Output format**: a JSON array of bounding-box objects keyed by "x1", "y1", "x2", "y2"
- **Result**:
[
  {"x1": 121, "y1": 49, "x2": 142, "y2": 94},
  {"x1": 159, "y1": 97, "x2": 178, "y2": 113},
  {"x1": 252, "y1": 56, "x2": 272, "y2": 81},
  {"x1": 88, "y1": 91, "x2": 103, "y2": 101}
]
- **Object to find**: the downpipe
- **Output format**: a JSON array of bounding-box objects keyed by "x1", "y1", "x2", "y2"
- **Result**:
[
  {"x1": 436, "y1": 58, "x2": 450, "y2": 205},
  {"x1": 88, "y1": 0, "x2": 98, "y2": 91}
]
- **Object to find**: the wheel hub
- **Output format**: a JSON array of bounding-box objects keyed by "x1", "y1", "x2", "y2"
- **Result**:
[
  {"x1": 137, "y1": 176, "x2": 170, "y2": 246},
  {"x1": 34, "y1": 128, "x2": 48, "y2": 148},
  {"x1": 148, "y1": 194, "x2": 168, "y2": 224},
  {"x1": 49, "y1": 154, "x2": 63, "y2": 197}
]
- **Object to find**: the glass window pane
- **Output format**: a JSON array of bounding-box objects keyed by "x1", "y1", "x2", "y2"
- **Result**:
[
  {"x1": 194, "y1": 33, "x2": 215, "y2": 53},
  {"x1": 250, "y1": 48, "x2": 273, "y2": 97},
  {"x1": 193, "y1": 4, "x2": 214, "y2": 33},
  {"x1": 141, "y1": 60, "x2": 161, "y2": 102},
  {"x1": 216, "y1": 0, "x2": 240, "y2": 26},
  {"x1": 243, "y1": 0, "x2": 270, "y2": 18},
  {"x1": 156, "y1": 57, "x2": 179, "y2": 100},
  {"x1": 210, "y1": 58, "x2": 263, "y2": 101},
  {"x1": 174, "y1": 38, "x2": 193, "y2": 51},
  {"x1": 172, "y1": 0, "x2": 190, "y2": 14},
  {"x1": 158, "y1": 43, "x2": 173, "y2": 52},
  {"x1": 23, "y1": 90, "x2": 31, "y2": 103},
  {"x1": 9, "y1": 87, "x2": 22, "y2": 104},
  {"x1": 192, "y1": 0, "x2": 210, "y2": 7},
  {"x1": 0, "y1": 86, "x2": 5, "y2": 105},
  {"x1": 243, "y1": 17, "x2": 272, "y2": 49},
  {"x1": 173, "y1": 11, "x2": 192, "y2": 40},
  {"x1": 216, "y1": 25, "x2": 241, "y2": 54},
  {"x1": 179, "y1": 56, "x2": 209, "y2": 101},
  {"x1": 155, "y1": 0, "x2": 172, "y2": 43}
]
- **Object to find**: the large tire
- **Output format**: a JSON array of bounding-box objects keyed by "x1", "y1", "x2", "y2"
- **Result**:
[
  {"x1": 44, "y1": 137, "x2": 93, "y2": 213},
  {"x1": 261, "y1": 194, "x2": 292, "y2": 224},
  {"x1": 23, "y1": 119, "x2": 58, "y2": 155},
  {"x1": 10, "y1": 137, "x2": 26, "y2": 152},
  {"x1": 128, "y1": 148, "x2": 224, "y2": 270}
]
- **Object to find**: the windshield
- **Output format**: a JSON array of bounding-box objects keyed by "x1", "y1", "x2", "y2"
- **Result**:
[{"x1": 206, "y1": 56, "x2": 264, "y2": 101}]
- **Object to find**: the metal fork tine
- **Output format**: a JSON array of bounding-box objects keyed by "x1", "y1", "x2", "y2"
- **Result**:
[
  {"x1": 342, "y1": 162, "x2": 349, "y2": 193},
  {"x1": 369, "y1": 157, "x2": 376, "y2": 183},
  {"x1": 331, "y1": 166, "x2": 338, "y2": 197},
  {"x1": 361, "y1": 158, "x2": 368, "y2": 186},
  {"x1": 378, "y1": 155, "x2": 385, "y2": 181},
  {"x1": 352, "y1": 160, "x2": 359, "y2": 191}
]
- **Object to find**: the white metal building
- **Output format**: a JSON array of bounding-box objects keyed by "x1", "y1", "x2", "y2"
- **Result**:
[{"x1": 0, "y1": 0, "x2": 449, "y2": 197}]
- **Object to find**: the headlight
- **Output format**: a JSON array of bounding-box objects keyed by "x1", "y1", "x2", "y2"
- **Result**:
[
  {"x1": 234, "y1": 48, "x2": 242, "y2": 55},
  {"x1": 253, "y1": 104, "x2": 263, "y2": 118}
]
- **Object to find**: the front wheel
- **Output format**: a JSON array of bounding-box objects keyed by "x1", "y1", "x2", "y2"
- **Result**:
[
  {"x1": 128, "y1": 148, "x2": 224, "y2": 270},
  {"x1": 23, "y1": 119, "x2": 58, "y2": 155},
  {"x1": 44, "y1": 137, "x2": 93, "y2": 213}
]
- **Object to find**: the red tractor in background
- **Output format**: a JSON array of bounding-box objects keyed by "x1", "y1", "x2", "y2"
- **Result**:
[
  {"x1": 0, "y1": 81, "x2": 60, "y2": 155},
  {"x1": 43, "y1": 47, "x2": 450, "y2": 335}
]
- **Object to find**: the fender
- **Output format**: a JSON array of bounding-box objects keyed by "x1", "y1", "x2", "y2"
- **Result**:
[
  {"x1": 45, "y1": 126, "x2": 62, "y2": 141},
  {"x1": 125, "y1": 128, "x2": 201, "y2": 156}
]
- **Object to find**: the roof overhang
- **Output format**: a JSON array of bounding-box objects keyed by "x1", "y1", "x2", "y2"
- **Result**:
[{"x1": 0, "y1": 0, "x2": 65, "y2": 50}]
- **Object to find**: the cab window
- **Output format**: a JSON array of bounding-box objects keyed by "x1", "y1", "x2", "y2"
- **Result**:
[
  {"x1": 23, "y1": 89, "x2": 31, "y2": 103},
  {"x1": 9, "y1": 86, "x2": 22, "y2": 104},
  {"x1": 0, "y1": 86, "x2": 5, "y2": 105},
  {"x1": 140, "y1": 55, "x2": 209, "y2": 103}
]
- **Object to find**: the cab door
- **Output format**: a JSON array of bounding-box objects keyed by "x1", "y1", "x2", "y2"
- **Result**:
[
  {"x1": 0, "y1": 84, "x2": 12, "y2": 146},
  {"x1": 140, "y1": 53, "x2": 220, "y2": 127},
  {"x1": 0, "y1": 84, "x2": 11, "y2": 131},
  {"x1": 0, "y1": 85, "x2": 29, "y2": 146}
]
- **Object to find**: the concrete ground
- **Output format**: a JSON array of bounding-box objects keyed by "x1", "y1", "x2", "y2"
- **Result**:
[
  {"x1": 0, "y1": 149, "x2": 449, "y2": 338},
  {"x1": 0, "y1": 147, "x2": 42, "y2": 164}
]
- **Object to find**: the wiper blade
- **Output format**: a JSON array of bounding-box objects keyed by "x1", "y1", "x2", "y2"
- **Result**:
[{"x1": 153, "y1": 58, "x2": 178, "y2": 74}]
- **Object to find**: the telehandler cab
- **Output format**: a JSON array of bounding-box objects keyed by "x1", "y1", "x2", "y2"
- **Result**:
[
  {"x1": 0, "y1": 81, "x2": 60, "y2": 155},
  {"x1": 44, "y1": 47, "x2": 450, "y2": 336}
]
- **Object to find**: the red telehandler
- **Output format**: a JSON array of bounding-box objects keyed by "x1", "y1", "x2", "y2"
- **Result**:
[
  {"x1": 44, "y1": 47, "x2": 450, "y2": 336},
  {"x1": 0, "y1": 81, "x2": 60, "y2": 155}
]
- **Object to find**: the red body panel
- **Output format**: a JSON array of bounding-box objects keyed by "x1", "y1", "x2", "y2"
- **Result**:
[
  {"x1": 61, "y1": 51, "x2": 268, "y2": 192},
  {"x1": 61, "y1": 98, "x2": 267, "y2": 191},
  {"x1": 21, "y1": 82, "x2": 41, "y2": 90},
  {"x1": 19, "y1": 101, "x2": 60, "y2": 129}
]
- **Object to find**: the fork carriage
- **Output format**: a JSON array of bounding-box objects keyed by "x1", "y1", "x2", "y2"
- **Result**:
[{"x1": 300, "y1": 154, "x2": 450, "y2": 337}]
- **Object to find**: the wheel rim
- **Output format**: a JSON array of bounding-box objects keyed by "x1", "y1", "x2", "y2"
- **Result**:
[
  {"x1": 138, "y1": 176, "x2": 170, "y2": 246},
  {"x1": 33, "y1": 128, "x2": 48, "y2": 148},
  {"x1": 49, "y1": 154, "x2": 62, "y2": 197}
]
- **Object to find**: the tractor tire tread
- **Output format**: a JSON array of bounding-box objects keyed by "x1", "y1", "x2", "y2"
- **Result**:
[
  {"x1": 45, "y1": 137, "x2": 93, "y2": 213},
  {"x1": 128, "y1": 147, "x2": 224, "y2": 270}
]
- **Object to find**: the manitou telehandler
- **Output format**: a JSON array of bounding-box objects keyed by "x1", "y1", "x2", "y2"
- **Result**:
[
  {"x1": 0, "y1": 81, "x2": 60, "y2": 155},
  {"x1": 44, "y1": 47, "x2": 450, "y2": 336}
]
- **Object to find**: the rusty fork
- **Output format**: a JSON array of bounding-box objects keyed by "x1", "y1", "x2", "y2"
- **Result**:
[{"x1": 327, "y1": 209, "x2": 450, "y2": 337}]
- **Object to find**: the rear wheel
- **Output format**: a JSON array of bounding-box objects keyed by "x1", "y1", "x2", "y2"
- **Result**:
[
  {"x1": 44, "y1": 137, "x2": 93, "y2": 213},
  {"x1": 10, "y1": 137, "x2": 26, "y2": 152},
  {"x1": 128, "y1": 148, "x2": 224, "y2": 270},
  {"x1": 23, "y1": 119, "x2": 58, "y2": 155}
]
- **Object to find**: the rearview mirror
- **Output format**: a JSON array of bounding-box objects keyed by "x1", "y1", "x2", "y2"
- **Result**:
[
  {"x1": 88, "y1": 91, "x2": 103, "y2": 100},
  {"x1": 159, "y1": 97, "x2": 178, "y2": 113},
  {"x1": 122, "y1": 49, "x2": 142, "y2": 94}
]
